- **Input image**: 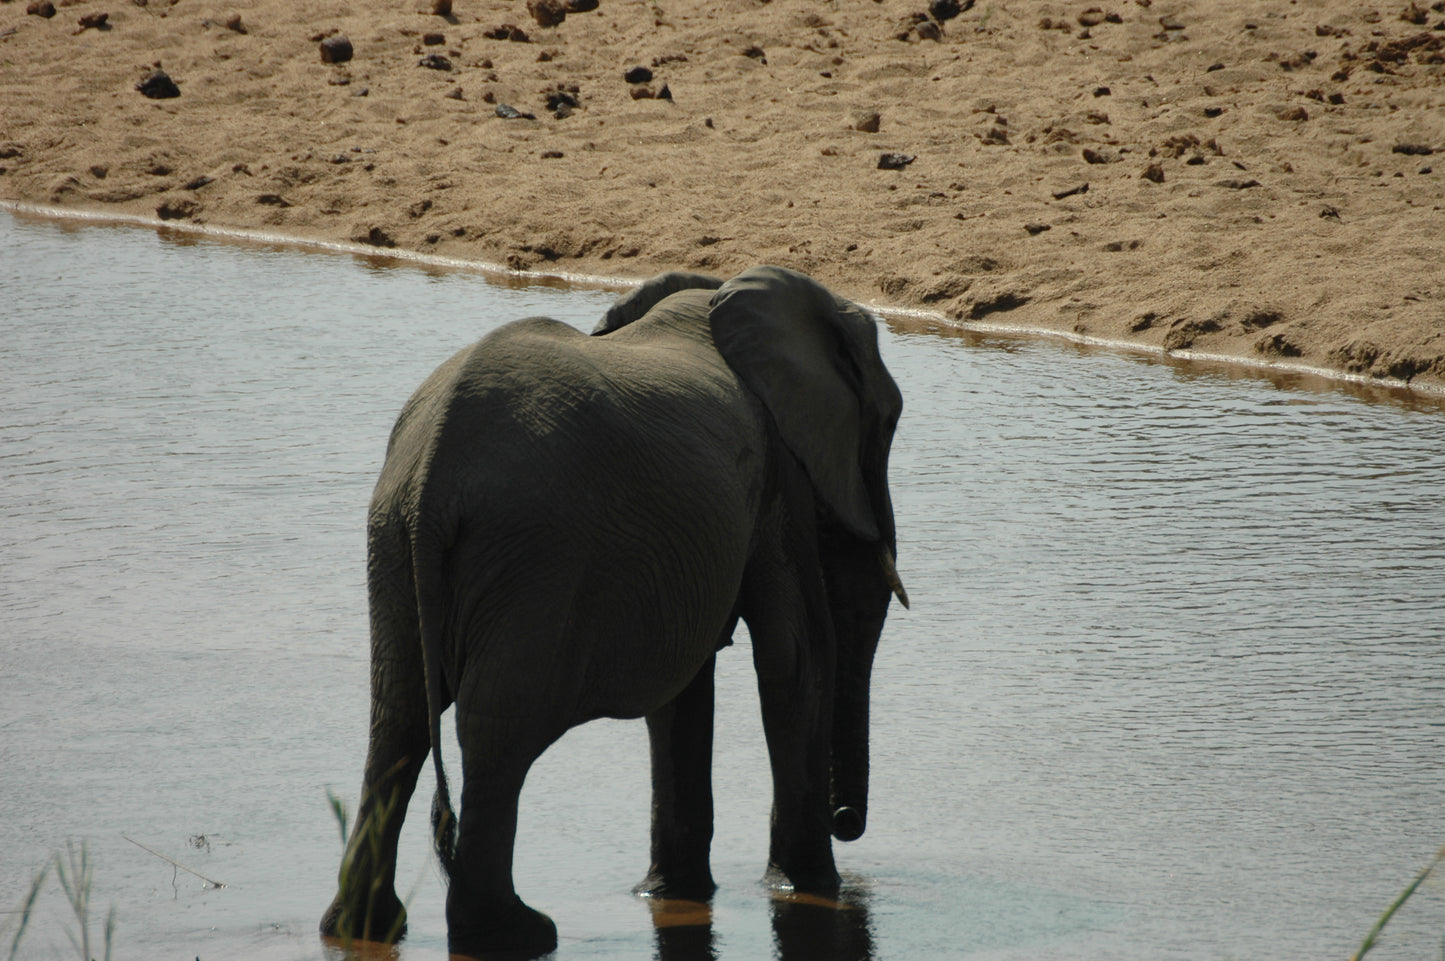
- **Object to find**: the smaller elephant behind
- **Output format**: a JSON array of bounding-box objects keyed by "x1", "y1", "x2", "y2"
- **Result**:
[{"x1": 321, "y1": 265, "x2": 906, "y2": 958}]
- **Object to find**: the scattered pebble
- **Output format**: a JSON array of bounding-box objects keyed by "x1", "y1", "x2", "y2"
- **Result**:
[
  {"x1": 1078, "y1": 8, "x2": 1120, "y2": 27},
  {"x1": 929, "y1": 0, "x2": 970, "y2": 21},
  {"x1": 182, "y1": 175, "x2": 213, "y2": 190},
  {"x1": 877, "y1": 152, "x2": 915, "y2": 170},
  {"x1": 495, "y1": 103, "x2": 536, "y2": 119},
  {"x1": 77, "y1": 12, "x2": 108, "y2": 30},
  {"x1": 1081, "y1": 147, "x2": 1115, "y2": 164},
  {"x1": 544, "y1": 84, "x2": 581, "y2": 118},
  {"x1": 419, "y1": 53, "x2": 452, "y2": 70},
  {"x1": 1217, "y1": 178, "x2": 1261, "y2": 189},
  {"x1": 26, "y1": 1, "x2": 56, "y2": 17},
  {"x1": 1052, "y1": 182, "x2": 1089, "y2": 199},
  {"x1": 624, "y1": 65, "x2": 653, "y2": 83},
  {"x1": 854, "y1": 111, "x2": 882, "y2": 133},
  {"x1": 980, "y1": 123, "x2": 1009, "y2": 145},
  {"x1": 1240, "y1": 309, "x2": 1284, "y2": 330},
  {"x1": 156, "y1": 199, "x2": 198, "y2": 220},
  {"x1": 432, "y1": 0, "x2": 452, "y2": 15},
  {"x1": 1255, "y1": 333, "x2": 1302, "y2": 357},
  {"x1": 1024, "y1": 222, "x2": 1052, "y2": 235},
  {"x1": 1393, "y1": 143, "x2": 1435, "y2": 155},
  {"x1": 358, "y1": 227, "x2": 397, "y2": 248},
  {"x1": 914, "y1": 19, "x2": 942, "y2": 41},
  {"x1": 1142, "y1": 163, "x2": 1165, "y2": 182},
  {"x1": 483, "y1": 24, "x2": 531, "y2": 41},
  {"x1": 527, "y1": 0, "x2": 567, "y2": 28},
  {"x1": 319, "y1": 35, "x2": 353, "y2": 63},
  {"x1": 423, "y1": 32, "x2": 445, "y2": 45},
  {"x1": 1275, "y1": 105, "x2": 1309, "y2": 121},
  {"x1": 136, "y1": 69, "x2": 180, "y2": 99}
]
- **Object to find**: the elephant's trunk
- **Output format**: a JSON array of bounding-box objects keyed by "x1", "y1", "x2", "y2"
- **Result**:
[
  {"x1": 821, "y1": 530, "x2": 893, "y2": 844},
  {"x1": 830, "y1": 652, "x2": 873, "y2": 842}
]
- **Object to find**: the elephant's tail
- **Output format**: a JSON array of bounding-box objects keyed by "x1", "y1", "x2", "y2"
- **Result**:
[
  {"x1": 430, "y1": 764, "x2": 458, "y2": 879},
  {"x1": 411, "y1": 528, "x2": 459, "y2": 880}
]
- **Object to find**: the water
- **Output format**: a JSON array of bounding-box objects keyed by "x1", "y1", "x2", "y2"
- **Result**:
[{"x1": 2, "y1": 210, "x2": 1443, "y2": 961}]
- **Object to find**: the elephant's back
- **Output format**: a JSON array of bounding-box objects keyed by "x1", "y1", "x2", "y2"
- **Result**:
[{"x1": 390, "y1": 316, "x2": 768, "y2": 720}]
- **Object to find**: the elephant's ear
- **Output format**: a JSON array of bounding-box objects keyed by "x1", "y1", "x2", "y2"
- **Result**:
[
  {"x1": 710, "y1": 266, "x2": 901, "y2": 543},
  {"x1": 593, "y1": 271, "x2": 723, "y2": 335}
]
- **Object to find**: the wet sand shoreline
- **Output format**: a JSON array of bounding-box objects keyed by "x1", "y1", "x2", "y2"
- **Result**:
[
  {"x1": 3, "y1": 0, "x2": 1442, "y2": 390},
  {"x1": 11, "y1": 197, "x2": 1442, "y2": 407}
]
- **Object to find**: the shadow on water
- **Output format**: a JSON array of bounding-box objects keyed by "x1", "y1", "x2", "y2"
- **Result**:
[
  {"x1": 320, "y1": 889, "x2": 872, "y2": 961},
  {"x1": 648, "y1": 887, "x2": 873, "y2": 961}
]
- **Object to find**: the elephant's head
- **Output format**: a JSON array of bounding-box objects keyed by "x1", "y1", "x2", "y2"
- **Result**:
[
  {"x1": 593, "y1": 271, "x2": 724, "y2": 335},
  {"x1": 709, "y1": 266, "x2": 905, "y2": 843}
]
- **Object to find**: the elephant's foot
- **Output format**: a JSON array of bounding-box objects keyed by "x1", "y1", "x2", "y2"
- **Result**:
[
  {"x1": 319, "y1": 888, "x2": 408, "y2": 944},
  {"x1": 448, "y1": 897, "x2": 557, "y2": 960},
  {"x1": 633, "y1": 865, "x2": 717, "y2": 902},
  {"x1": 762, "y1": 860, "x2": 841, "y2": 896}
]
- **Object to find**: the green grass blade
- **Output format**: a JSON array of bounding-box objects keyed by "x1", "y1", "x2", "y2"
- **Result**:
[
  {"x1": 1350, "y1": 846, "x2": 1445, "y2": 961},
  {"x1": 5, "y1": 862, "x2": 49, "y2": 961}
]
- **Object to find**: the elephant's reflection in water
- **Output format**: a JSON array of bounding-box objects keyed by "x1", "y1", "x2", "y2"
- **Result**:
[{"x1": 648, "y1": 886, "x2": 874, "y2": 961}]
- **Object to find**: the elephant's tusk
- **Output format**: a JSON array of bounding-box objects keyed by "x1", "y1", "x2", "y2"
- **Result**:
[{"x1": 878, "y1": 546, "x2": 910, "y2": 610}]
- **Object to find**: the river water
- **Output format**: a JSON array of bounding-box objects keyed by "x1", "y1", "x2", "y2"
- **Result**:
[{"x1": 2, "y1": 210, "x2": 1443, "y2": 961}]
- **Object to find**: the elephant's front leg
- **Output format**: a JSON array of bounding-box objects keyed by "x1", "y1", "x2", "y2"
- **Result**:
[
  {"x1": 756, "y1": 668, "x2": 840, "y2": 894},
  {"x1": 637, "y1": 653, "x2": 718, "y2": 900},
  {"x1": 742, "y1": 482, "x2": 841, "y2": 893}
]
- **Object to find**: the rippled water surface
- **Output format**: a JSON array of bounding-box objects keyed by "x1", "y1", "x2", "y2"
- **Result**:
[{"x1": 3, "y1": 211, "x2": 1444, "y2": 961}]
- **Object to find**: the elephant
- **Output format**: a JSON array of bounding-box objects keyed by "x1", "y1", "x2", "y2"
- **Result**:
[{"x1": 320, "y1": 265, "x2": 907, "y2": 958}]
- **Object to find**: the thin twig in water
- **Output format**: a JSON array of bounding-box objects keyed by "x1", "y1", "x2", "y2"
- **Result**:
[{"x1": 121, "y1": 835, "x2": 226, "y2": 889}]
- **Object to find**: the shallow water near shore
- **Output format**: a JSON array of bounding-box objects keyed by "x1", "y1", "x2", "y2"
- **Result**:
[{"x1": 2, "y1": 210, "x2": 1444, "y2": 961}]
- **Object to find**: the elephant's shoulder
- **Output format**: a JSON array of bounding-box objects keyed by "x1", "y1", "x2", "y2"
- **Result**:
[
  {"x1": 479, "y1": 316, "x2": 587, "y2": 349},
  {"x1": 456, "y1": 317, "x2": 594, "y2": 379}
]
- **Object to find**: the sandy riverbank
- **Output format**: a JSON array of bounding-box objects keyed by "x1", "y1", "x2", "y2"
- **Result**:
[{"x1": 2, "y1": 0, "x2": 1442, "y2": 388}]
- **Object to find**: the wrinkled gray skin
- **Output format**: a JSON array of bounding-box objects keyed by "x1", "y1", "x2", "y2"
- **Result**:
[{"x1": 320, "y1": 266, "x2": 905, "y2": 958}]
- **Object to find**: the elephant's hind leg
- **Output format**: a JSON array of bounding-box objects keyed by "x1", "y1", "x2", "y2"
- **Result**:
[
  {"x1": 636, "y1": 653, "x2": 719, "y2": 900},
  {"x1": 445, "y1": 703, "x2": 559, "y2": 957},
  {"x1": 322, "y1": 517, "x2": 430, "y2": 944}
]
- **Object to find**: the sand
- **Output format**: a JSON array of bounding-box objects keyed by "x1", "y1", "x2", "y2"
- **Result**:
[{"x1": 2, "y1": 0, "x2": 1443, "y2": 389}]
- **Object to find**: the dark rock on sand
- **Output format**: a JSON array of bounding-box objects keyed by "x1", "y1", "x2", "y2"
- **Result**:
[
  {"x1": 319, "y1": 35, "x2": 353, "y2": 63},
  {"x1": 527, "y1": 0, "x2": 567, "y2": 28},
  {"x1": 136, "y1": 69, "x2": 180, "y2": 99}
]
